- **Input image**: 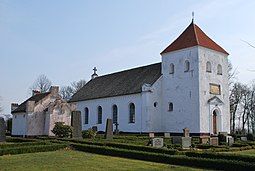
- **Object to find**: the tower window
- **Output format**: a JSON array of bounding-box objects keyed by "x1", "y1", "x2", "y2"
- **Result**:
[
  {"x1": 206, "y1": 61, "x2": 212, "y2": 72},
  {"x1": 217, "y1": 64, "x2": 222, "y2": 75},
  {"x1": 169, "y1": 63, "x2": 175, "y2": 74},
  {"x1": 129, "y1": 103, "x2": 135, "y2": 123},
  {"x1": 184, "y1": 60, "x2": 190, "y2": 72},
  {"x1": 168, "y1": 102, "x2": 173, "y2": 111},
  {"x1": 97, "y1": 106, "x2": 102, "y2": 124},
  {"x1": 84, "y1": 107, "x2": 89, "y2": 124}
]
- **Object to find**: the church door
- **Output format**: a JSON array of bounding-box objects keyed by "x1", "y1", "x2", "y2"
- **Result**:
[{"x1": 213, "y1": 110, "x2": 217, "y2": 134}]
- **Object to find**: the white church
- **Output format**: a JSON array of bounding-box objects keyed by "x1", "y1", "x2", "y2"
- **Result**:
[{"x1": 70, "y1": 20, "x2": 230, "y2": 136}]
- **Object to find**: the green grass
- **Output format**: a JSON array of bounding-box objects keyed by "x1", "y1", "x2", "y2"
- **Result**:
[
  {"x1": 0, "y1": 150, "x2": 203, "y2": 171},
  {"x1": 225, "y1": 149, "x2": 255, "y2": 156}
]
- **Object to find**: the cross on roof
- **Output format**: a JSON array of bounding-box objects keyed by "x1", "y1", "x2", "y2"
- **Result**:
[{"x1": 93, "y1": 67, "x2": 97, "y2": 74}]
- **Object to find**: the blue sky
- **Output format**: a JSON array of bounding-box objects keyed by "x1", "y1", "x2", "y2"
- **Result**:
[{"x1": 0, "y1": 0, "x2": 254, "y2": 114}]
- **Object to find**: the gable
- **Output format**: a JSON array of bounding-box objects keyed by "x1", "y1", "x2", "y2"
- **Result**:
[
  {"x1": 208, "y1": 96, "x2": 224, "y2": 105},
  {"x1": 69, "y1": 63, "x2": 162, "y2": 102},
  {"x1": 12, "y1": 92, "x2": 50, "y2": 113}
]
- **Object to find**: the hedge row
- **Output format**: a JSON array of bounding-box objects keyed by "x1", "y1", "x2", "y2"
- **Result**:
[
  {"x1": 0, "y1": 141, "x2": 51, "y2": 149},
  {"x1": 6, "y1": 137, "x2": 38, "y2": 143},
  {"x1": 0, "y1": 144, "x2": 68, "y2": 156},
  {"x1": 71, "y1": 143, "x2": 255, "y2": 171},
  {"x1": 59, "y1": 139, "x2": 178, "y2": 155},
  {"x1": 185, "y1": 151, "x2": 255, "y2": 163}
]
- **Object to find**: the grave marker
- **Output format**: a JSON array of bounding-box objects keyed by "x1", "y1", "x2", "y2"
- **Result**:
[
  {"x1": 164, "y1": 132, "x2": 170, "y2": 138},
  {"x1": 152, "y1": 138, "x2": 164, "y2": 147},
  {"x1": 105, "y1": 118, "x2": 113, "y2": 140},
  {"x1": 0, "y1": 117, "x2": 6, "y2": 142},
  {"x1": 71, "y1": 111, "x2": 82, "y2": 139},
  {"x1": 149, "y1": 133, "x2": 154, "y2": 138}
]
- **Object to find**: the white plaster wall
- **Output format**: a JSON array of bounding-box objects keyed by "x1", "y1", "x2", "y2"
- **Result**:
[
  {"x1": 198, "y1": 47, "x2": 230, "y2": 134},
  {"x1": 161, "y1": 47, "x2": 200, "y2": 133},
  {"x1": 76, "y1": 94, "x2": 143, "y2": 132},
  {"x1": 141, "y1": 77, "x2": 163, "y2": 132},
  {"x1": 12, "y1": 112, "x2": 27, "y2": 136},
  {"x1": 75, "y1": 77, "x2": 162, "y2": 133}
]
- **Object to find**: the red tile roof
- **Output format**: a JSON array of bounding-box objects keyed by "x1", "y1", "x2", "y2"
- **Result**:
[{"x1": 161, "y1": 21, "x2": 229, "y2": 55}]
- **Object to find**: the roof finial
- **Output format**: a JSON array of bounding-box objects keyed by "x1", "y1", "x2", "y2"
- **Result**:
[
  {"x1": 192, "y1": 11, "x2": 194, "y2": 23},
  {"x1": 91, "y1": 67, "x2": 98, "y2": 79}
]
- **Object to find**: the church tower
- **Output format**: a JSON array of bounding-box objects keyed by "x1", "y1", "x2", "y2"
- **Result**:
[{"x1": 160, "y1": 20, "x2": 230, "y2": 135}]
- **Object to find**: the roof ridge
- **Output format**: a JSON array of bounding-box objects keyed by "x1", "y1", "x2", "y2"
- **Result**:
[
  {"x1": 95, "y1": 62, "x2": 161, "y2": 79},
  {"x1": 193, "y1": 23, "x2": 199, "y2": 45}
]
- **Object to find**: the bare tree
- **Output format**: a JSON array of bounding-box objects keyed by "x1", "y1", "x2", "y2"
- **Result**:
[
  {"x1": 250, "y1": 83, "x2": 255, "y2": 133},
  {"x1": 228, "y1": 60, "x2": 238, "y2": 87},
  {"x1": 229, "y1": 82, "x2": 246, "y2": 133},
  {"x1": 30, "y1": 74, "x2": 52, "y2": 93},
  {"x1": 0, "y1": 97, "x2": 2, "y2": 113},
  {"x1": 60, "y1": 79, "x2": 86, "y2": 100}
]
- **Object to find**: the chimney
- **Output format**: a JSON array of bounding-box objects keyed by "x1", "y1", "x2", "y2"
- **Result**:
[
  {"x1": 32, "y1": 90, "x2": 41, "y2": 96},
  {"x1": 91, "y1": 67, "x2": 98, "y2": 79},
  {"x1": 11, "y1": 103, "x2": 19, "y2": 112},
  {"x1": 50, "y1": 86, "x2": 59, "y2": 96},
  {"x1": 26, "y1": 101, "x2": 35, "y2": 113}
]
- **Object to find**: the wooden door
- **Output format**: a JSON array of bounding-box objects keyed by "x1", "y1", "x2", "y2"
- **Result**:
[{"x1": 213, "y1": 111, "x2": 217, "y2": 134}]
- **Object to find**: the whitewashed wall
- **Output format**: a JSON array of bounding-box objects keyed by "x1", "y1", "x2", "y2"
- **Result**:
[
  {"x1": 75, "y1": 78, "x2": 162, "y2": 133},
  {"x1": 161, "y1": 47, "x2": 200, "y2": 133},
  {"x1": 198, "y1": 46, "x2": 230, "y2": 134},
  {"x1": 12, "y1": 112, "x2": 27, "y2": 136}
]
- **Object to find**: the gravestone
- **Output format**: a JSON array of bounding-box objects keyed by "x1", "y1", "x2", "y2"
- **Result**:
[
  {"x1": 149, "y1": 133, "x2": 154, "y2": 138},
  {"x1": 71, "y1": 111, "x2": 82, "y2": 139},
  {"x1": 105, "y1": 118, "x2": 113, "y2": 140},
  {"x1": 183, "y1": 128, "x2": 190, "y2": 137},
  {"x1": 228, "y1": 137, "x2": 234, "y2": 146},
  {"x1": 172, "y1": 136, "x2": 191, "y2": 149},
  {"x1": 0, "y1": 117, "x2": 6, "y2": 142},
  {"x1": 241, "y1": 137, "x2": 247, "y2": 141},
  {"x1": 92, "y1": 126, "x2": 98, "y2": 132},
  {"x1": 152, "y1": 138, "x2": 164, "y2": 147},
  {"x1": 164, "y1": 132, "x2": 170, "y2": 138},
  {"x1": 225, "y1": 135, "x2": 232, "y2": 143},
  {"x1": 181, "y1": 137, "x2": 191, "y2": 148},
  {"x1": 172, "y1": 136, "x2": 182, "y2": 144},
  {"x1": 200, "y1": 136, "x2": 210, "y2": 144},
  {"x1": 210, "y1": 137, "x2": 219, "y2": 145}
]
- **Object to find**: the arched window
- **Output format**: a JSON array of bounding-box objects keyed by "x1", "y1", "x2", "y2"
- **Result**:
[
  {"x1": 97, "y1": 106, "x2": 102, "y2": 124},
  {"x1": 112, "y1": 105, "x2": 118, "y2": 124},
  {"x1": 217, "y1": 64, "x2": 222, "y2": 75},
  {"x1": 184, "y1": 60, "x2": 190, "y2": 72},
  {"x1": 169, "y1": 63, "x2": 174, "y2": 74},
  {"x1": 129, "y1": 103, "x2": 135, "y2": 123},
  {"x1": 168, "y1": 102, "x2": 173, "y2": 111},
  {"x1": 84, "y1": 107, "x2": 89, "y2": 124},
  {"x1": 206, "y1": 61, "x2": 212, "y2": 72}
]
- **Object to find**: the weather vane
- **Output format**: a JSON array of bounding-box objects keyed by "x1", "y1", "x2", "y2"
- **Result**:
[{"x1": 192, "y1": 11, "x2": 195, "y2": 23}]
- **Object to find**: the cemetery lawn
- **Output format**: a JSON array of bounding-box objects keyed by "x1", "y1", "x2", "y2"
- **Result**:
[
  {"x1": 0, "y1": 150, "x2": 203, "y2": 171},
  {"x1": 225, "y1": 149, "x2": 255, "y2": 156}
]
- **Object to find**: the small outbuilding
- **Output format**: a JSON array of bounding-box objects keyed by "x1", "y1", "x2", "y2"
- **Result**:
[{"x1": 11, "y1": 86, "x2": 74, "y2": 137}]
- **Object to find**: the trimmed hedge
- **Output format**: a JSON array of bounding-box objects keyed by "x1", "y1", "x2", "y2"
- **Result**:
[
  {"x1": 71, "y1": 143, "x2": 255, "y2": 171},
  {"x1": 6, "y1": 137, "x2": 38, "y2": 143},
  {"x1": 58, "y1": 139, "x2": 178, "y2": 155},
  {"x1": 0, "y1": 144, "x2": 68, "y2": 156},
  {"x1": 0, "y1": 141, "x2": 51, "y2": 149},
  {"x1": 185, "y1": 151, "x2": 255, "y2": 163}
]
